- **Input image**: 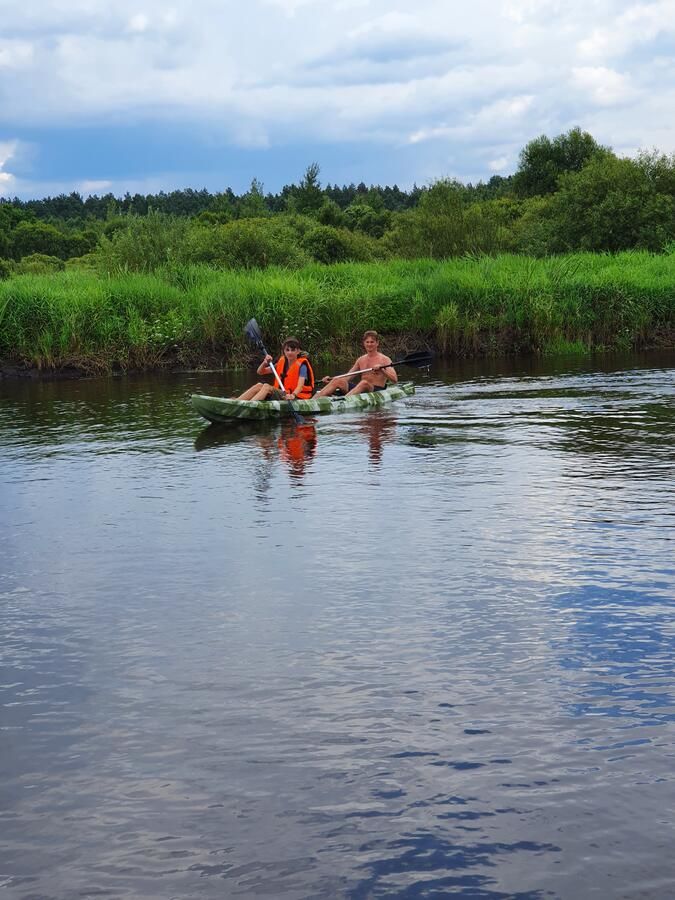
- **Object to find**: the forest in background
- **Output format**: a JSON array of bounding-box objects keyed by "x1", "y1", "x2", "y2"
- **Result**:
[{"x1": 1, "y1": 128, "x2": 674, "y2": 279}]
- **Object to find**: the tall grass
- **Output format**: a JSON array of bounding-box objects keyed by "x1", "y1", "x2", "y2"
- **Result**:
[{"x1": 0, "y1": 252, "x2": 673, "y2": 371}]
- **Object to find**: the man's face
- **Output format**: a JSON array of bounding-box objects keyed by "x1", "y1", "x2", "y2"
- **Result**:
[{"x1": 363, "y1": 336, "x2": 378, "y2": 352}]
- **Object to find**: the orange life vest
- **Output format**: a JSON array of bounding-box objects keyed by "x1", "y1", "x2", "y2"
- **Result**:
[{"x1": 273, "y1": 355, "x2": 315, "y2": 399}]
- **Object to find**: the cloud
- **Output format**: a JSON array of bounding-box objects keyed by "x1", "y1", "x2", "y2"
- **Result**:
[
  {"x1": 0, "y1": 140, "x2": 19, "y2": 187},
  {"x1": 489, "y1": 157, "x2": 509, "y2": 172},
  {"x1": 0, "y1": 0, "x2": 673, "y2": 198},
  {"x1": 571, "y1": 66, "x2": 636, "y2": 106},
  {"x1": 78, "y1": 179, "x2": 113, "y2": 195},
  {"x1": 127, "y1": 14, "x2": 151, "y2": 34},
  {"x1": 0, "y1": 140, "x2": 19, "y2": 167},
  {"x1": 408, "y1": 94, "x2": 535, "y2": 145},
  {"x1": 577, "y1": 1, "x2": 675, "y2": 62},
  {"x1": 0, "y1": 40, "x2": 34, "y2": 69}
]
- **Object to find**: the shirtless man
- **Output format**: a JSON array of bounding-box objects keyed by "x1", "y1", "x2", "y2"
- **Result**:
[{"x1": 315, "y1": 330, "x2": 398, "y2": 398}]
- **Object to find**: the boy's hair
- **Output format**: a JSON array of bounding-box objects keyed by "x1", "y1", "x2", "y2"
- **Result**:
[{"x1": 362, "y1": 330, "x2": 379, "y2": 341}]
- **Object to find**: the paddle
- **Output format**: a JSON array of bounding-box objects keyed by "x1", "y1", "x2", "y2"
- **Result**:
[
  {"x1": 244, "y1": 318, "x2": 305, "y2": 425},
  {"x1": 327, "y1": 349, "x2": 433, "y2": 381}
]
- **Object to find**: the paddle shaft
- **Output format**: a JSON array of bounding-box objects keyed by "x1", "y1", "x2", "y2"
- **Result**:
[
  {"x1": 330, "y1": 357, "x2": 418, "y2": 381},
  {"x1": 260, "y1": 354, "x2": 287, "y2": 393}
]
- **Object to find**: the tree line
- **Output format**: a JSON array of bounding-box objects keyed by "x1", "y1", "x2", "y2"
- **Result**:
[{"x1": 1, "y1": 128, "x2": 674, "y2": 278}]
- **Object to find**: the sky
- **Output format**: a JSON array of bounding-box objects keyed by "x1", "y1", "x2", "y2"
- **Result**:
[{"x1": 1, "y1": 0, "x2": 674, "y2": 200}]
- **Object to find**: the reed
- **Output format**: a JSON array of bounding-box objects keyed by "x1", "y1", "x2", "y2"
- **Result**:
[{"x1": 1, "y1": 252, "x2": 673, "y2": 371}]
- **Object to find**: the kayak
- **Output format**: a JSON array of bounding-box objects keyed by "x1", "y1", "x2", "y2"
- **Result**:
[{"x1": 191, "y1": 382, "x2": 415, "y2": 423}]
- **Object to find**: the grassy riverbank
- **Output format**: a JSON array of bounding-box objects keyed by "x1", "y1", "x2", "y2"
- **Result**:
[{"x1": 1, "y1": 252, "x2": 674, "y2": 373}]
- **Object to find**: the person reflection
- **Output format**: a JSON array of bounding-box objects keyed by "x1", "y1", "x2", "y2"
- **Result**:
[
  {"x1": 249, "y1": 421, "x2": 319, "y2": 482},
  {"x1": 359, "y1": 412, "x2": 397, "y2": 466},
  {"x1": 275, "y1": 421, "x2": 318, "y2": 480}
]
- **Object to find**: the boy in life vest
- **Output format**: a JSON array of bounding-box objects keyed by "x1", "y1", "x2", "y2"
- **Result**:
[
  {"x1": 315, "y1": 330, "x2": 397, "y2": 398},
  {"x1": 237, "y1": 337, "x2": 315, "y2": 402}
]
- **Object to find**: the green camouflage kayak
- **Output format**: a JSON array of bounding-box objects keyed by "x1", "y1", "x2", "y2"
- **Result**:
[{"x1": 191, "y1": 382, "x2": 415, "y2": 423}]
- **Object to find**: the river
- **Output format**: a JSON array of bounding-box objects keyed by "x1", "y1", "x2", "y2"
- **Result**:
[{"x1": 1, "y1": 351, "x2": 674, "y2": 899}]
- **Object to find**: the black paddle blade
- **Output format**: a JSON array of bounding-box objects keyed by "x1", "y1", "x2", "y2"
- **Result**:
[
  {"x1": 400, "y1": 350, "x2": 434, "y2": 368},
  {"x1": 244, "y1": 318, "x2": 264, "y2": 348}
]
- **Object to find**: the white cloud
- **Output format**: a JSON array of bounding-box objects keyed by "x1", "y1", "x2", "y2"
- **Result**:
[
  {"x1": 408, "y1": 95, "x2": 534, "y2": 146},
  {"x1": 0, "y1": 140, "x2": 19, "y2": 169},
  {"x1": 489, "y1": 156, "x2": 509, "y2": 171},
  {"x1": 0, "y1": 40, "x2": 34, "y2": 69},
  {"x1": 78, "y1": 179, "x2": 113, "y2": 194},
  {"x1": 261, "y1": 0, "x2": 323, "y2": 16},
  {"x1": 503, "y1": 0, "x2": 564, "y2": 24},
  {"x1": 0, "y1": 141, "x2": 19, "y2": 189},
  {"x1": 577, "y1": 1, "x2": 675, "y2": 61},
  {"x1": 571, "y1": 66, "x2": 635, "y2": 106},
  {"x1": 127, "y1": 14, "x2": 150, "y2": 33}
]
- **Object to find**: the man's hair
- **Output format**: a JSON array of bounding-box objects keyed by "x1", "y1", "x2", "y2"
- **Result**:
[{"x1": 362, "y1": 330, "x2": 379, "y2": 341}]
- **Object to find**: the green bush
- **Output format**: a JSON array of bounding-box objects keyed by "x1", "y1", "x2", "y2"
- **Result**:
[
  {"x1": 302, "y1": 226, "x2": 351, "y2": 263},
  {"x1": 553, "y1": 155, "x2": 675, "y2": 252},
  {"x1": 343, "y1": 203, "x2": 391, "y2": 238},
  {"x1": 96, "y1": 210, "x2": 189, "y2": 273},
  {"x1": 316, "y1": 199, "x2": 345, "y2": 228},
  {"x1": 182, "y1": 218, "x2": 310, "y2": 269},
  {"x1": 15, "y1": 253, "x2": 66, "y2": 274},
  {"x1": 11, "y1": 221, "x2": 69, "y2": 260},
  {"x1": 302, "y1": 225, "x2": 386, "y2": 263}
]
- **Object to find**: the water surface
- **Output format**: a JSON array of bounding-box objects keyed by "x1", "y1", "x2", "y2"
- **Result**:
[{"x1": 1, "y1": 352, "x2": 674, "y2": 898}]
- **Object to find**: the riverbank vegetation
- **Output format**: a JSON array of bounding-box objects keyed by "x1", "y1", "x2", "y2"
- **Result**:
[
  {"x1": 0, "y1": 128, "x2": 674, "y2": 372},
  {"x1": 1, "y1": 252, "x2": 673, "y2": 373}
]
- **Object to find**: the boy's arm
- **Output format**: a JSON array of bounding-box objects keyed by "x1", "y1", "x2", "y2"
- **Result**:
[
  {"x1": 257, "y1": 354, "x2": 273, "y2": 375},
  {"x1": 288, "y1": 374, "x2": 306, "y2": 398}
]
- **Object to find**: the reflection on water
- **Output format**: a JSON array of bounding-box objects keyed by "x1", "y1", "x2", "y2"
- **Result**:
[
  {"x1": 194, "y1": 410, "x2": 399, "y2": 478},
  {"x1": 1, "y1": 351, "x2": 674, "y2": 899},
  {"x1": 196, "y1": 420, "x2": 318, "y2": 482}
]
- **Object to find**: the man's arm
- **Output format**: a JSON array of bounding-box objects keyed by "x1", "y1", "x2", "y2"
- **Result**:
[{"x1": 379, "y1": 357, "x2": 398, "y2": 383}]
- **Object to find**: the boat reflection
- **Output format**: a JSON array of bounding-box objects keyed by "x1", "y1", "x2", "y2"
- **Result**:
[{"x1": 194, "y1": 419, "x2": 318, "y2": 482}]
